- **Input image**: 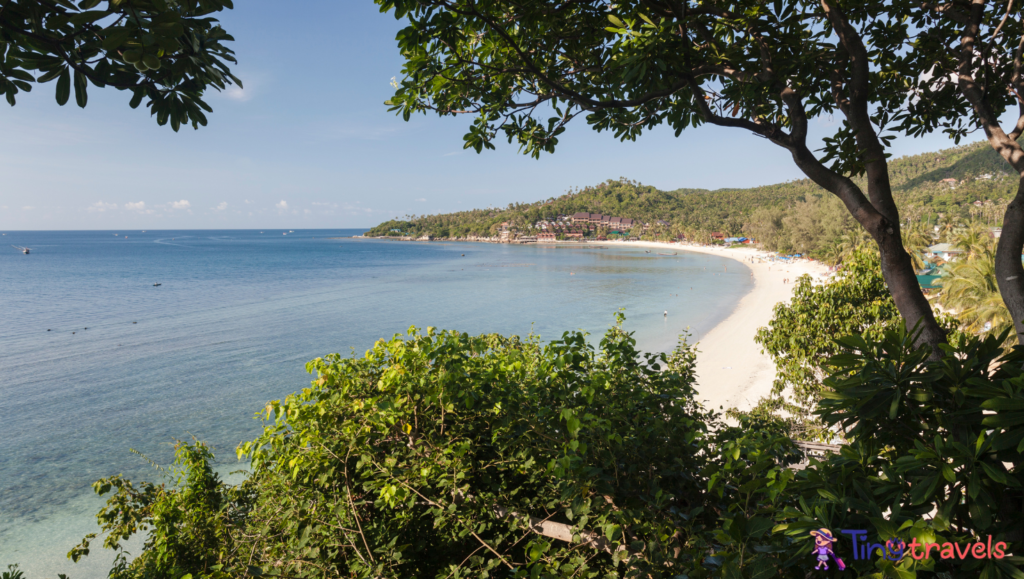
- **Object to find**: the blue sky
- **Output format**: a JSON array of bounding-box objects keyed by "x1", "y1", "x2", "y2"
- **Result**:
[{"x1": 0, "y1": 1, "x2": 993, "y2": 230}]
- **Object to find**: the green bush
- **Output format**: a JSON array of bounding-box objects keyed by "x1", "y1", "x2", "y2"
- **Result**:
[
  {"x1": 774, "y1": 327, "x2": 1024, "y2": 578},
  {"x1": 55, "y1": 320, "x2": 1023, "y2": 578}
]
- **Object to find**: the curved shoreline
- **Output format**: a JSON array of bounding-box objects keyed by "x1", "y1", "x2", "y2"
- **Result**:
[
  {"x1": 601, "y1": 240, "x2": 831, "y2": 412},
  {"x1": 357, "y1": 235, "x2": 832, "y2": 412}
]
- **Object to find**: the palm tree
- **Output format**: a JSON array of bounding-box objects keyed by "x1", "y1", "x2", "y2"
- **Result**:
[
  {"x1": 951, "y1": 221, "x2": 994, "y2": 257},
  {"x1": 837, "y1": 229, "x2": 872, "y2": 263},
  {"x1": 939, "y1": 246, "x2": 1014, "y2": 341},
  {"x1": 901, "y1": 222, "x2": 932, "y2": 271}
]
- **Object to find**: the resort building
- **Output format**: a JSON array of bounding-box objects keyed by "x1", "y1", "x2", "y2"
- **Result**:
[
  {"x1": 926, "y1": 243, "x2": 963, "y2": 261},
  {"x1": 571, "y1": 212, "x2": 639, "y2": 230}
]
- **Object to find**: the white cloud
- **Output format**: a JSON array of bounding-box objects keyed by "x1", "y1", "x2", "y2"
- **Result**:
[
  {"x1": 224, "y1": 85, "x2": 251, "y2": 102},
  {"x1": 22, "y1": 206, "x2": 34, "y2": 210},
  {"x1": 171, "y1": 200, "x2": 191, "y2": 210},
  {"x1": 244, "y1": 199, "x2": 252, "y2": 204},
  {"x1": 124, "y1": 201, "x2": 152, "y2": 214},
  {"x1": 275, "y1": 200, "x2": 288, "y2": 211},
  {"x1": 415, "y1": 198, "x2": 427, "y2": 202},
  {"x1": 88, "y1": 201, "x2": 118, "y2": 213},
  {"x1": 304, "y1": 209, "x2": 311, "y2": 215},
  {"x1": 213, "y1": 201, "x2": 228, "y2": 211}
]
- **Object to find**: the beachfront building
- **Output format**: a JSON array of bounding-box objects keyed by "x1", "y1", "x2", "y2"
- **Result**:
[
  {"x1": 926, "y1": 243, "x2": 963, "y2": 261},
  {"x1": 572, "y1": 212, "x2": 641, "y2": 230},
  {"x1": 537, "y1": 232, "x2": 556, "y2": 242}
]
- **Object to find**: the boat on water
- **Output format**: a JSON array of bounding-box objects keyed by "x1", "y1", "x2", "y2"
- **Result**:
[
  {"x1": 12, "y1": 245, "x2": 29, "y2": 254},
  {"x1": 153, "y1": 283, "x2": 161, "y2": 287},
  {"x1": 645, "y1": 250, "x2": 651, "y2": 253}
]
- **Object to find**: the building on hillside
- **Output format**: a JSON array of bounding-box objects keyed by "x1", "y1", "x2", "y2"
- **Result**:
[
  {"x1": 927, "y1": 243, "x2": 963, "y2": 261},
  {"x1": 564, "y1": 232, "x2": 584, "y2": 239},
  {"x1": 941, "y1": 178, "x2": 958, "y2": 187},
  {"x1": 711, "y1": 232, "x2": 725, "y2": 241},
  {"x1": 991, "y1": 227, "x2": 1003, "y2": 239},
  {"x1": 976, "y1": 174, "x2": 993, "y2": 180},
  {"x1": 537, "y1": 232, "x2": 556, "y2": 242},
  {"x1": 572, "y1": 212, "x2": 590, "y2": 224}
]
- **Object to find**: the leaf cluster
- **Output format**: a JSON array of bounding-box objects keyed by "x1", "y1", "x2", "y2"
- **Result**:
[{"x1": 0, "y1": 0, "x2": 240, "y2": 130}]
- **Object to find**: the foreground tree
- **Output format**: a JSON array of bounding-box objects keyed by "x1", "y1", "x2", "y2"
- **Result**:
[
  {"x1": 889, "y1": 0, "x2": 1024, "y2": 344},
  {"x1": 0, "y1": 0, "x2": 240, "y2": 131},
  {"x1": 375, "y1": 0, "x2": 947, "y2": 350}
]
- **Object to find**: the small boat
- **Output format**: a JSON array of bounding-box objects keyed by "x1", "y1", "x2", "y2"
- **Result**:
[
  {"x1": 645, "y1": 250, "x2": 651, "y2": 253},
  {"x1": 12, "y1": 245, "x2": 29, "y2": 254},
  {"x1": 153, "y1": 283, "x2": 161, "y2": 287}
]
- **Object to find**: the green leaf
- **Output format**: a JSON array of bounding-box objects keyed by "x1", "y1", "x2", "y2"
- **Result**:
[
  {"x1": 55, "y1": 69, "x2": 71, "y2": 106},
  {"x1": 101, "y1": 28, "x2": 132, "y2": 51},
  {"x1": 73, "y1": 70, "x2": 88, "y2": 108},
  {"x1": 980, "y1": 398, "x2": 1024, "y2": 411},
  {"x1": 129, "y1": 90, "x2": 144, "y2": 109},
  {"x1": 979, "y1": 462, "x2": 1008, "y2": 484},
  {"x1": 36, "y1": 67, "x2": 65, "y2": 83},
  {"x1": 68, "y1": 10, "x2": 110, "y2": 26},
  {"x1": 607, "y1": 15, "x2": 625, "y2": 28}
]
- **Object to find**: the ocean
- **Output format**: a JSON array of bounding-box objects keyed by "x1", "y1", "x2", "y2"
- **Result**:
[{"x1": 0, "y1": 229, "x2": 751, "y2": 577}]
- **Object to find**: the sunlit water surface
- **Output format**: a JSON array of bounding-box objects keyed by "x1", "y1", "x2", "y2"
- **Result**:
[{"x1": 0, "y1": 229, "x2": 751, "y2": 577}]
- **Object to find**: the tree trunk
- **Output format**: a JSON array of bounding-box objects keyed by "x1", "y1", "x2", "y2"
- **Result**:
[
  {"x1": 872, "y1": 217, "x2": 948, "y2": 352},
  {"x1": 786, "y1": 145, "x2": 947, "y2": 354},
  {"x1": 995, "y1": 179, "x2": 1024, "y2": 345}
]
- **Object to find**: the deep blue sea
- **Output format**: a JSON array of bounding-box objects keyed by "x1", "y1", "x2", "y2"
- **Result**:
[{"x1": 0, "y1": 229, "x2": 751, "y2": 577}]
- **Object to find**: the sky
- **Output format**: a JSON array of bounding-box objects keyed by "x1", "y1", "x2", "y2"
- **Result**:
[{"x1": 0, "y1": 2, "x2": 998, "y2": 230}]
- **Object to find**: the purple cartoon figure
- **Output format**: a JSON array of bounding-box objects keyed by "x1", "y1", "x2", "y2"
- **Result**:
[{"x1": 810, "y1": 528, "x2": 846, "y2": 571}]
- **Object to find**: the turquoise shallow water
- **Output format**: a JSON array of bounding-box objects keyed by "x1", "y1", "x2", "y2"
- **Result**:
[{"x1": 0, "y1": 229, "x2": 751, "y2": 577}]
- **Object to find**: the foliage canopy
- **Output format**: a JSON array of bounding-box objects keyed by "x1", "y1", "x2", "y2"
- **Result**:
[
  {"x1": 53, "y1": 317, "x2": 1024, "y2": 578},
  {"x1": 0, "y1": 0, "x2": 240, "y2": 131}
]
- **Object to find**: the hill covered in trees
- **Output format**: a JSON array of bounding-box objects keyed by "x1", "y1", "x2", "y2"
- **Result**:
[{"x1": 365, "y1": 140, "x2": 1014, "y2": 259}]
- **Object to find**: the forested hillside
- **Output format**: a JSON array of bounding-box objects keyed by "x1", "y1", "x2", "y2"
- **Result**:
[{"x1": 366, "y1": 140, "x2": 1014, "y2": 259}]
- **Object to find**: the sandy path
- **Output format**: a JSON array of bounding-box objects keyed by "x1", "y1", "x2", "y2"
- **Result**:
[{"x1": 593, "y1": 240, "x2": 832, "y2": 412}]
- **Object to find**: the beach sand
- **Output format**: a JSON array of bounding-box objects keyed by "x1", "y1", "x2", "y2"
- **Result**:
[{"x1": 595, "y1": 240, "x2": 832, "y2": 413}]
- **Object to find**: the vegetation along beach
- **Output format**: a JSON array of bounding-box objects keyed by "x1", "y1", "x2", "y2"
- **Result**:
[{"x1": 2, "y1": 0, "x2": 1024, "y2": 578}]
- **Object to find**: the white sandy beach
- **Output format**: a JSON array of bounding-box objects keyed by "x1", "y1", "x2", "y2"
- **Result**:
[{"x1": 597, "y1": 240, "x2": 832, "y2": 412}]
